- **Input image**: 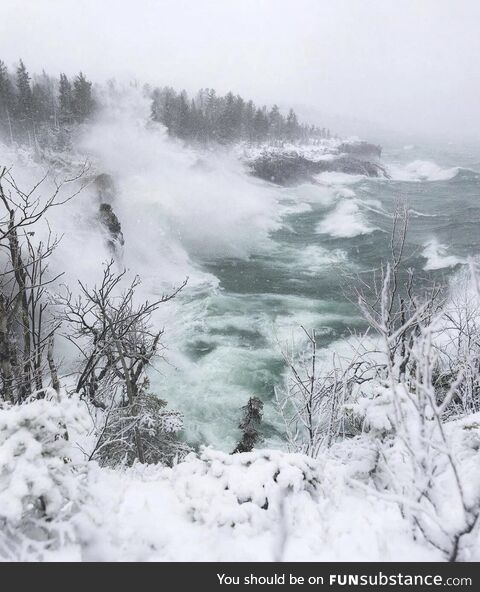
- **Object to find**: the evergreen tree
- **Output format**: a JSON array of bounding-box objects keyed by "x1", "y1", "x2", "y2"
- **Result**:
[
  {"x1": 0, "y1": 60, "x2": 15, "y2": 141},
  {"x1": 233, "y1": 396, "x2": 264, "y2": 453},
  {"x1": 15, "y1": 60, "x2": 33, "y2": 134},
  {"x1": 232, "y1": 94, "x2": 245, "y2": 139},
  {"x1": 151, "y1": 86, "x2": 178, "y2": 135},
  {"x1": 72, "y1": 72, "x2": 94, "y2": 122},
  {"x1": 31, "y1": 81, "x2": 50, "y2": 124},
  {"x1": 268, "y1": 104, "x2": 284, "y2": 140},
  {"x1": 286, "y1": 108, "x2": 299, "y2": 142},
  {"x1": 58, "y1": 73, "x2": 73, "y2": 125},
  {"x1": 253, "y1": 107, "x2": 269, "y2": 142},
  {"x1": 218, "y1": 91, "x2": 237, "y2": 144},
  {"x1": 243, "y1": 99, "x2": 256, "y2": 142},
  {"x1": 174, "y1": 90, "x2": 190, "y2": 138},
  {"x1": 205, "y1": 88, "x2": 221, "y2": 141}
]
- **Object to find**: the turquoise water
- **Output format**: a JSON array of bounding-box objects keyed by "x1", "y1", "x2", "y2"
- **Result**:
[{"x1": 159, "y1": 142, "x2": 480, "y2": 450}]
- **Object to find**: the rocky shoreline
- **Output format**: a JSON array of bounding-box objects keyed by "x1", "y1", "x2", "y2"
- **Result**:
[{"x1": 243, "y1": 140, "x2": 389, "y2": 185}]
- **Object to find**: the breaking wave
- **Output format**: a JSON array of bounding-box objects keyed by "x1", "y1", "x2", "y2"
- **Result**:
[
  {"x1": 422, "y1": 239, "x2": 465, "y2": 271},
  {"x1": 388, "y1": 160, "x2": 460, "y2": 182},
  {"x1": 316, "y1": 200, "x2": 376, "y2": 238}
]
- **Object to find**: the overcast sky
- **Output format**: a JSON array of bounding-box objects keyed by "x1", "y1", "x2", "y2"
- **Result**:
[{"x1": 1, "y1": 0, "x2": 479, "y2": 139}]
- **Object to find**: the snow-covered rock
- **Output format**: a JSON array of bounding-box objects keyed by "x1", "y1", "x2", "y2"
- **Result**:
[{"x1": 240, "y1": 141, "x2": 388, "y2": 185}]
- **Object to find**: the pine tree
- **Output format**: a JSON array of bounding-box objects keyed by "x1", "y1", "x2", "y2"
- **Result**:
[
  {"x1": 31, "y1": 81, "x2": 50, "y2": 123},
  {"x1": 243, "y1": 100, "x2": 256, "y2": 142},
  {"x1": 151, "y1": 86, "x2": 178, "y2": 134},
  {"x1": 253, "y1": 107, "x2": 269, "y2": 142},
  {"x1": 72, "y1": 72, "x2": 94, "y2": 122},
  {"x1": 205, "y1": 88, "x2": 219, "y2": 141},
  {"x1": 15, "y1": 60, "x2": 33, "y2": 134},
  {"x1": 0, "y1": 60, "x2": 15, "y2": 141},
  {"x1": 286, "y1": 108, "x2": 299, "y2": 142},
  {"x1": 58, "y1": 73, "x2": 73, "y2": 125},
  {"x1": 174, "y1": 90, "x2": 190, "y2": 138},
  {"x1": 268, "y1": 104, "x2": 284, "y2": 140},
  {"x1": 233, "y1": 396, "x2": 264, "y2": 453},
  {"x1": 218, "y1": 91, "x2": 237, "y2": 144}
]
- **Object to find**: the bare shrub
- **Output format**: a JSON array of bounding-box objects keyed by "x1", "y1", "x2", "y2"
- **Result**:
[{"x1": 59, "y1": 260, "x2": 189, "y2": 466}]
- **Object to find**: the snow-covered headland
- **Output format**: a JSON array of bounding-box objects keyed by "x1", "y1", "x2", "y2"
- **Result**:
[{"x1": 240, "y1": 139, "x2": 388, "y2": 185}]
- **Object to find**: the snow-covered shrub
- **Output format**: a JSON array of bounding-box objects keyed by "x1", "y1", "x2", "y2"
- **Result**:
[
  {"x1": 92, "y1": 393, "x2": 191, "y2": 468},
  {"x1": 57, "y1": 445, "x2": 439, "y2": 562},
  {"x1": 432, "y1": 270, "x2": 480, "y2": 416},
  {"x1": 349, "y1": 328, "x2": 480, "y2": 561},
  {"x1": 339, "y1": 233, "x2": 480, "y2": 560},
  {"x1": 275, "y1": 328, "x2": 355, "y2": 458},
  {"x1": 0, "y1": 393, "x2": 89, "y2": 560},
  {"x1": 171, "y1": 448, "x2": 320, "y2": 533}
]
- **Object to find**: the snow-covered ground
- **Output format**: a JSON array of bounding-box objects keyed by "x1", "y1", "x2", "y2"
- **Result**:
[{"x1": 1, "y1": 393, "x2": 478, "y2": 562}]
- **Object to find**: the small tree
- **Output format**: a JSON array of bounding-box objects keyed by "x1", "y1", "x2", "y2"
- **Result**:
[
  {"x1": 60, "y1": 260, "x2": 188, "y2": 466},
  {"x1": 233, "y1": 396, "x2": 264, "y2": 453},
  {"x1": 0, "y1": 60, "x2": 15, "y2": 142},
  {"x1": 0, "y1": 165, "x2": 86, "y2": 402},
  {"x1": 275, "y1": 327, "x2": 353, "y2": 458},
  {"x1": 15, "y1": 60, "x2": 33, "y2": 138},
  {"x1": 58, "y1": 73, "x2": 73, "y2": 125},
  {"x1": 91, "y1": 390, "x2": 190, "y2": 466},
  {"x1": 72, "y1": 72, "x2": 94, "y2": 123}
]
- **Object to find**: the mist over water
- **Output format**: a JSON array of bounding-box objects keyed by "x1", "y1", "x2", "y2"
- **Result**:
[
  {"x1": 173, "y1": 140, "x2": 480, "y2": 450},
  {"x1": 2, "y1": 90, "x2": 479, "y2": 451}
]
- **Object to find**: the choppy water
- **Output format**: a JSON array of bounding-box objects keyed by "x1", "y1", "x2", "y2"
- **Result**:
[
  {"x1": 159, "y1": 141, "x2": 480, "y2": 450},
  {"x1": 2, "y1": 99, "x2": 478, "y2": 453}
]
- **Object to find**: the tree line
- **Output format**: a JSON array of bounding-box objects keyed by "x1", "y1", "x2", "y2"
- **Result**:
[
  {"x1": 0, "y1": 59, "x2": 95, "y2": 147},
  {"x1": 150, "y1": 86, "x2": 331, "y2": 145},
  {"x1": 1, "y1": 59, "x2": 332, "y2": 149}
]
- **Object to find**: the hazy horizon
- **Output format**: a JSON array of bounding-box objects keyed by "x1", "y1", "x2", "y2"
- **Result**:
[{"x1": 1, "y1": 0, "x2": 480, "y2": 141}]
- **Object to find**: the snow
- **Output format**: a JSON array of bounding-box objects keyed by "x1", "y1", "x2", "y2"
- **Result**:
[
  {"x1": 2, "y1": 393, "x2": 478, "y2": 561},
  {"x1": 238, "y1": 139, "x2": 343, "y2": 164},
  {"x1": 41, "y1": 448, "x2": 439, "y2": 561}
]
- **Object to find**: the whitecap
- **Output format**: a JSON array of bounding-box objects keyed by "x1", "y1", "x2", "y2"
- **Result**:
[
  {"x1": 388, "y1": 160, "x2": 459, "y2": 182},
  {"x1": 422, "y1": 239, "x2": 465, "y2": 271},
  {"x1": 316, "y1": 200, "x2": 375, "y2": 238},
  {"x1": 295, "y1": 245, "x2": 348, "y2": 275}
]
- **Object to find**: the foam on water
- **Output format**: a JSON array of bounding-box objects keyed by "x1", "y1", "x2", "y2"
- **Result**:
[
  {"x1": 2, "y1": 100, "x2": 479, "y2": 451},
  {"x1": 388, "y1": 160, "x2": 459, "y2": 182},
  {"x1": 295, "y1": 245, "x2": 349, "y2": 275},
  {"x1": 316, "y1": 200, "x2": 376, "y2": 238},
  {"x1": 422, "y1": 239, "x2": 465, "y2": 271}
]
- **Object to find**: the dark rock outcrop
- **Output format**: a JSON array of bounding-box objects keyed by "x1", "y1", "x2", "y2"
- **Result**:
[
  {"x1": 94, "y1": 173, "x2": 116, "y2": 204},
  {"x1": 94, "y1": 173, "x2": 125, "y2": 253},
  {"x1": 248, "y1": 152, "x2": 389, "y2": 186},
  {"x1": 99, "y1": 203, "x2": 124, "y2": 250}
]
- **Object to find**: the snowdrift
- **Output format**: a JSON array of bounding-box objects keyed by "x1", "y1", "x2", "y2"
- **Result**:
[{"x1": 1, "y1": 395, "x2": 478, "y2": 562}]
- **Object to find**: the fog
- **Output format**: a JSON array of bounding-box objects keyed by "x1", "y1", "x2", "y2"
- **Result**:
[{"x1": 1, "y1": 0, "x2": 480, "y2": 138}]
